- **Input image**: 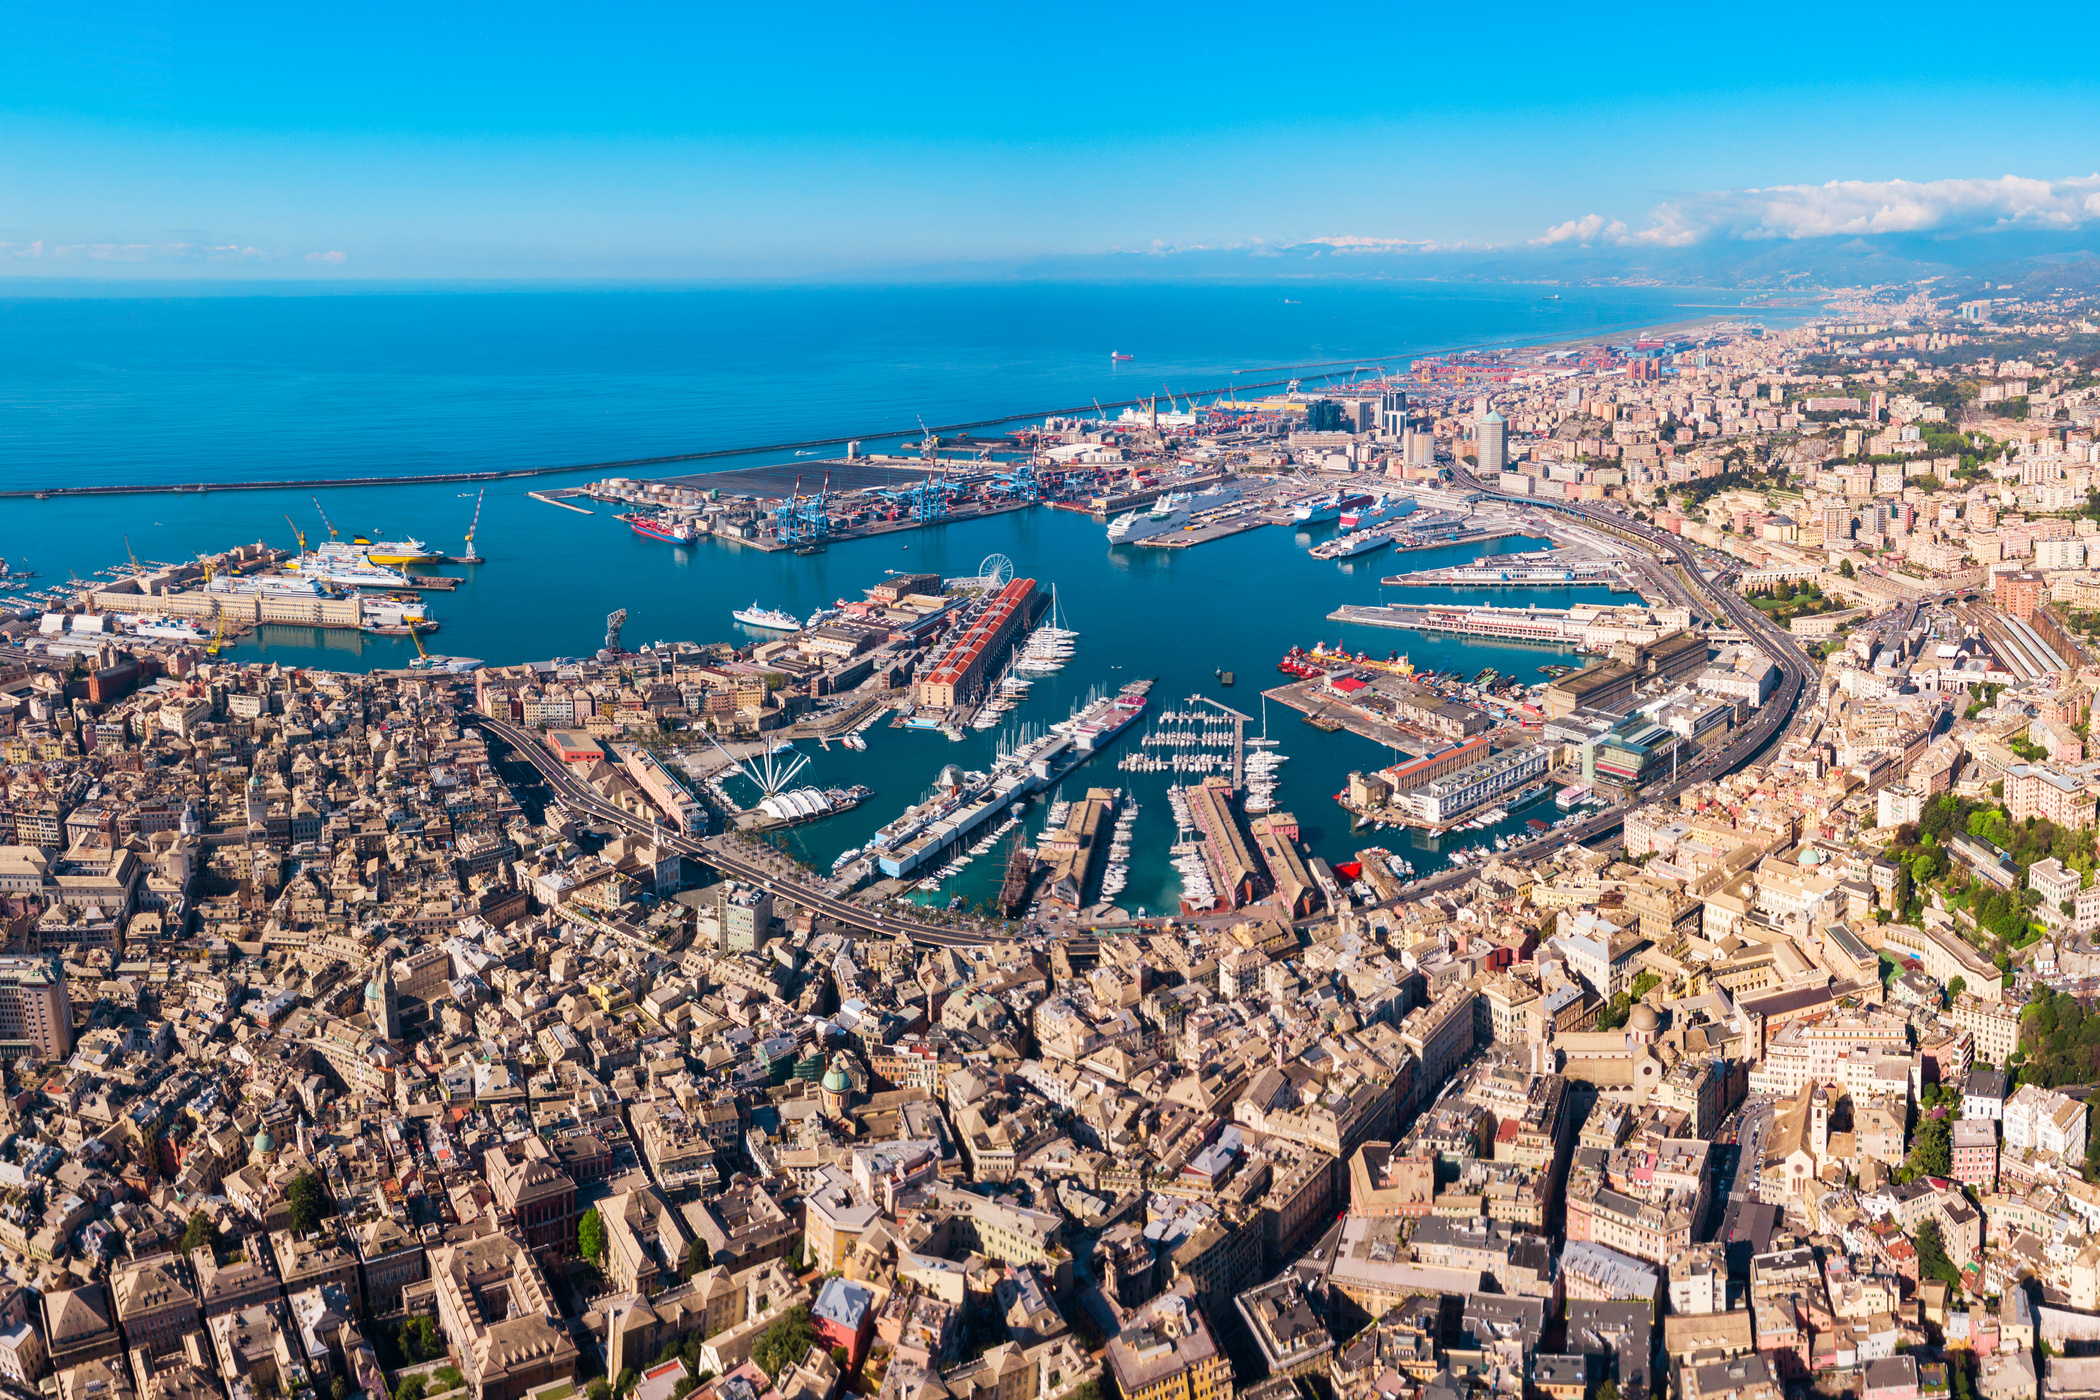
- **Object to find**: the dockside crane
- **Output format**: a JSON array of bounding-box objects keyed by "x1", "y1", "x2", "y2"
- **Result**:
[
  {"x1": 312, "y1": 496, "x2": 340, "y2": 540},
  {"x1": 125, "y1": 536, "x2": 142, "y2": 580},
  {"x1": 462, "y1": 488, "x2": 484, "y2": 562},
  {"x1": 284, "y1": 516, "x2": 307, "y2": 554}
]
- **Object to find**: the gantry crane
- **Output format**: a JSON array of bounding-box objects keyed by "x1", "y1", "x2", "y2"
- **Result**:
[{"x1": 312, "y1": 496, "x2": 340, "y2": 540}]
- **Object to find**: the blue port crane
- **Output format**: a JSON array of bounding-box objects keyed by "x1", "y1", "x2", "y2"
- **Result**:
[{"x1": 774, "y1": 471, "x2": 835, "y2": 545}]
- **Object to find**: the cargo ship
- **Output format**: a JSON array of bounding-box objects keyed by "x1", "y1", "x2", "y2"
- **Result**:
[
  {"x1": 733, "y1": 603, "x2": 801, "y2": 631},
  {"x1": 619, "y1": 511, "x2": 697, "y2": 545},
  {"x1": 1338, "y1": 494, "x2": 1416, "y2": 533}
]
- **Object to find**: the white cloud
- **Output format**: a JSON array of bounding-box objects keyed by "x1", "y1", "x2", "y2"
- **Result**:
[
  {"x1": 0, "y1": 239, "x2": 342, "y2": 269},
  {"x1": 1530, "y1": 214, "x2": 1627, "y2": 247},
  {"x1": 1542, "y1": 174, "x2": 2100, "y2": 248},
  {"x1": 1301, "y1": 235, "x2": 1478, "y2": 255}
]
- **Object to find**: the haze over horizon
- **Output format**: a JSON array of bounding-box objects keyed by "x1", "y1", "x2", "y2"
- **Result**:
[{"x1": 8, "y1": 0, "x2": 2100, "y2": 281}]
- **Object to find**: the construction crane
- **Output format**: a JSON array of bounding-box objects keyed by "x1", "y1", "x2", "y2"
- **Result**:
[
  {"x1": 462, "y1": 489, "x2": 484, "y2": 562},
  {"x1": 196, "y1": 554, "x2": 215, "y2": 583},
  {"x1": 311, "y1": 496, "x2": 340, "y2": 540},
  {"x1": 207, "y1": 613, "x2": 227, "y2": 655},
  {"x1": 409, "y1": 627, "x2": 431, "y2": 664},
  {"x1": 124, "y1": 536, "x2": 142, "y2": 580},
  {"x1": 284, "y1": 516, "x2": 307, "y2": 554}
]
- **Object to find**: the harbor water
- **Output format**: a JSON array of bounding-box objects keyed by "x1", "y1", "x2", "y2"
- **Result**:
[{"x1": 0, "y1": 280, "x2": 1696, "y2": 913}]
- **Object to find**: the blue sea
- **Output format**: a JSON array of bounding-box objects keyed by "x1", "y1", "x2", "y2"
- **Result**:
[{"x1": 0, "y1": 279, "x2": 1777, "y2": 912}]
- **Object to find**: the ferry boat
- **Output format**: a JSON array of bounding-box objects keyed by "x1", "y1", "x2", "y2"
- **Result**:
[
  {"x1": 206, "y1": 572, "x2": 339, "y2": 599},
  {"x1": 733, "y1": 603, "x2": 801, "y2": 631},
  {"x1": 1293, "y1": 491, "x2": 1371, "y2": 525},
  {"x1": 1111, "y1": 351, "x2": 1134, "y2": 362},
  {"x1": 350, "y1": 535, "x2": 441, "y2": 566},
  {"x1": 1310, "y1": 529, "x2": 1394, "y2": 561},
  {"x1": 1106, "y1": 486, "x2": 1243, "y2": 544},
  {"x1": 1338, "y1": 493, "x2": 1416, "y2": 533},
  {"x1": 283, "y1": 542, "x2": 413, "y2": 589},
  {"x1": 619, "y1": 512, "x2": 696, "y2": 545}
]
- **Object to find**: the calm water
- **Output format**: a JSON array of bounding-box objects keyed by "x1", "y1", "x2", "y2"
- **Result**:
[
  {"x1": 0, "y1": 281, "x2": 1757, "y2": 491},
  {"x1": 0, "y1": 280, "x2": 1715, "y2": 911}
]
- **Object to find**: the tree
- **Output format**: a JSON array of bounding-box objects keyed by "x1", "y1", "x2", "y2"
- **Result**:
[
  {"x1": 397, "y1": 1317, "x2": 444, "y2": 1365},
  {"x1": 433, "y1": 1368, "x2": 465, "y2": 1395},
  {"x1": 288, "y1": 1171, "x2": 330, "y2": 1237},
  {"x1": 753, "y1": 1306, "x2": 818, "y2": 1380},
  {"x1": 1906, "y1": 1115, "x2": 1953, "y2": 1181},
  {"x1": 1840, "y1": 558, "x2": 1856, "y2": 578},
  {"x1": 1949, "y1": 976, "x2": 1967, "y2": 999},
  {"x1": 396, "y1": 1379, "x2": 427, "y2": 1400},
  {"x1": 830, "y1": 1347, "x2": 851, "y2": 1372},
  {"x1": 579, "y1": 1207, "x2": 608, "y2": 1264},
  {"x1": 587, "y1": 1382, "x2": 613, "y2": 1400},
  {"x1": 332, "y1": 1378, "x2": 355, "y2": 1400},
  {"x1": 1915, "y1": 1217, "x2": 1962, "y2": 1288},
  {"x1": 617, "y1": 1371, "x2": 639, "y2": 1397},
  {"x1": 181, "y1": 1211, "x2": 221, "y2": 1255},
  {"x1": 1599, "y1": 1384, "x2": 1622, "y2": 1400}
]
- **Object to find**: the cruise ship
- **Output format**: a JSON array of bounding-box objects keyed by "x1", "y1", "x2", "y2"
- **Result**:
[
  {"x1": 128, "y1": 616, "x2": 213, "y2": 641},
  {"x1": 350, "y1": 536, "x2": 441, "y2": 565},
  {"x1": 1338, "y1": 494, "x2": 1415, "y2": 533},
  {"x1": 1106, "y1": 485, "x2": 1243, "y2": 544},
  {"x1": 283, "y1": 542, "x2": 414, "y2": 589},
  {"x1": 733, "y1": 603, "x2": 801, "y2": 630}
]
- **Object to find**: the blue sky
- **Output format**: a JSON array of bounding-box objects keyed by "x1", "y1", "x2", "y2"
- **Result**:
[{"x1": 6, "y1": 0, "x2": 2100, "y2": 278}]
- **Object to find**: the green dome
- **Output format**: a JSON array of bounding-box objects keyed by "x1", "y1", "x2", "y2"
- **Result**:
[
  {"x1": 254, "y1": 1126, "x2": 277, "y2": 1155},
  {"x1": 821, "y1": 1058, "x2": 852, "y2": 1094}
]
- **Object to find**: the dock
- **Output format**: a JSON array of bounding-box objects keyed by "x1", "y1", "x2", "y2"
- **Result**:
[
  {"x1": 1329, "y1": 602, "x2": 1590, "y2": 646},
  {"x1": 1381, "y1": 545, "x2": 1632, "y2": 589},
  {"x1": 1136, "y1": 512, "x2": 1278, "y2": 548}
]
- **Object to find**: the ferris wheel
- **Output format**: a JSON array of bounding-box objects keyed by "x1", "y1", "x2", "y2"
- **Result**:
[{"x1": 977, "y1": 553, "x2": 1015, "y2": 589}]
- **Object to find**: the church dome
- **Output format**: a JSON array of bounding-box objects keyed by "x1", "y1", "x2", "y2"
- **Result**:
[
  {"x1": 821, "y1": 1057, "x2": 852, "y2": 1094},
  {"x1": 253, "y1": 1126, "x2": 277, "y2": 1155},
  {"x1": 1628, "y1": 1004, "x2": 1660, "y2": 1034}
]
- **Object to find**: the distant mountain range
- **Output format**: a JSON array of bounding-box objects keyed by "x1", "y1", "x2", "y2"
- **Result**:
[{"x1": 949, "y1": 229, "x2": 2100, "y2": 295}]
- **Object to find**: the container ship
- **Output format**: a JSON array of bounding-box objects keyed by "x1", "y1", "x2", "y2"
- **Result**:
[
  {"x1": 733, "y1": 603, "x2": 801, "y2": 631},
  {"x1": 619, "y1": 511, "x2": 697, "y2": 545}
]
